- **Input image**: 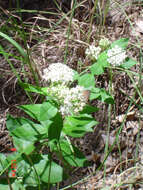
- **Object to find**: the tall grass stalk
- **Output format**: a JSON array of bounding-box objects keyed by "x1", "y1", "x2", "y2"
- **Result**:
[
  {"x1": 100, "y1": 0, "x2": 110, "y2": 34},
  {"x1": 87, "y1": 0, "x2": 99, "y2": 43},
  {"x1": 64, "y1": 0, "x2": 77, "y2": 64},
  {"x1": 0, "y1": 31, "x2": 39, "y2": 86},
  {"x1": 0, "y1": 44, "x2": 33, "y2": 103},
  {"x1": 26, "y1": 0, "x2": 86, "y2": 47},
  {"x1": 0, "y1": 45, "x2": 21, "y2": 81}
]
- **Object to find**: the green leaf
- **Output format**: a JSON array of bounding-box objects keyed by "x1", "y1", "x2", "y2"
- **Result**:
[
  {"x1": 110, "y1": 38, "x2": 129, "y2": 49},
  {"x1": 11, "y1": 123, "x2": 38, "y2": 141},
  {"x1": 36, "y1": 155, "x2": 63, "y2": 183},
  {"x1": 7, "y1": 117, "x2": 43, "y2": 140},
  {"x1": 7, "y1": 115, "x2": 48, "y2": 143},
  {"x1": 90, "y1": 88, "x2": 114, "y2": 104},
  {"x1": 14, "y1": 158, "x2": 29, "y2": 178},
  {"x1": 6, "y1": 115, "x2": 21, "y2": 132},
  {"x1": 6, "y1": 152, "x2": 23, "y2": 177},
  {"x1": 80, "y1": 105, "x2": 99, "y2": 114},
  {"x1": 48, "y1": 112, "x2": 63, "y2": 141},
  {"x1": 0, "y1": 32, "x2": 28, "y2": 59},
  {"x1": 0, "y1": 181, "x2": 11, "y2": 190},
  {"x1": 100, "y1": 89, "x2": 114, "y2": 104},
  {"x1": 78, "y1": 73, "x2": 95, "y2": 89},
  {"x1": 37, "y1": 121, "x2": 52, "y2": 136},
  {"x1": 8, "y1": 105, "x2": 62, "y2": 143},
  {"x1": 97, "y1": 51, "x2": 109, "y2": 68},
  {"x1": 0, "y1": 152, "x2": 25, "y2": 179},
  {"x1": 90, "y1": 62, "x2": 104, "y2": 75},
  {"x1": 0, "y1": 179, "x2": 24, "y2": 190},
  {"x1": 19, "y1": 104, "x2": 41, "y2": 121},
  {"x1": 23, "y1": 154, "x2": 63, "y2": 184},
  {"x1": 12, "y1": 179, "x2": 25, "y2": 190},
  {"x1": 19, "y1": 101, "x2": 58, "y2": 122},
  {"x1": 63, "y1": 114, "x2": 97, "y2": 137},
  {"x1": 0, "y1": 154, "x2": 26, "y2": 189},
  {"x1": 89, "y1": 88, "x2": 101, "y2": 100},
  {"x1": 6, "y1": 152, "x2": 19, "y2": 163},
  {"x1": 19, "y1": 82, "x2": 49, "y2": 96},
  {"x1": 23, "y1": 170, "x2": 41, "y2": 186},
  {"x1": 120, "y1": 58, "x2": 138, "y2": 69},
  {"x1": 40, "y1": 102, "x2": 58, "y2": 121},
  {"x1": 59, "y1": 140, "x2": 89, "y2": 167},
  {"x1": 13, "y1": 137, "x2": 35, "y2": 155},
  {"x1": 90, "y1": 51, "x2": 109, "y2": 75},
  {"x1": 15, "y1": 154, "x2": 40, "y2": 186},
  {"x1": 0, "y1": 153, "x2": 8, "y2": 170},
  {"x1": 73, "y1": 70, "x2": 79, "y2": 81}
]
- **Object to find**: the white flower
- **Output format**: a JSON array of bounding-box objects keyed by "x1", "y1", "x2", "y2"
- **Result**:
[
  {"x1": 99, "y1": 38, "x2": 110, "y2": 48},
  {"x1": 74, "y1": 108, "x2": 79, "y2": 113},
  {"x1": 107, "y1": 45, "x2": 127, "y2": 66},
  {"x1": 85, "y1": 45, "x2": 101, "y2": 60},
  {"x1": 43, "y1": 63, "x2": 74, "y2": 84},
  {"x1": 48, "y1": 84, "x2": 87, "y2": 116},
  {"x1": 60, "y1": 106, "x2": 71, "y2": 116}
]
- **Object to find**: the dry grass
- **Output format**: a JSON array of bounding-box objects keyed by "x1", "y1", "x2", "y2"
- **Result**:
[{"x1": 1, "y1": 0, "x2": 143, "y2": 189}]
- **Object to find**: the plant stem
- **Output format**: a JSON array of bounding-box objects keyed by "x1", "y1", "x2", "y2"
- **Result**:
[
  {"x1": 6, "y1": 170, "x2": 13, "y2": 190},
  {"x1": 103, "y1": 67, "x2": 112, "y2": 183},
  {"x1": 100, "y1": 0, "x2": 110, "y2": 34},
  {"x1": 64, "y1": 0, "x2": 77, "y2": 64},
  {"x1": 87, "y1": 0, "x2": 99, "y2": 44},
  {"x1": 47, "y1": 155, "x2": 52, "y2": 190},
  {"x1": 60, "y1": 101, "x2": 133, "y2": 190},
  {"x1": 26, "y1": 155, "x2": 41, "y2": 190}
]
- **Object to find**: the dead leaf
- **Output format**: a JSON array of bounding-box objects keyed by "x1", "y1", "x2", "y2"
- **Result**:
[
  {"x1": 135, "y1": 18, "x2": 143, "y2": 33},
  {"x1": 131, "y1": 17, "x2": 143, "y2": 36},
  {"x1": 115, "y1": 111, "x2": 135, "y2": 123}
]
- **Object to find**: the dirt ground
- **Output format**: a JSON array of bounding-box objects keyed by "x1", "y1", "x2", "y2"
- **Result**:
[{"x1": 1, "y1": 1, "x2": 143, "y2": 189}]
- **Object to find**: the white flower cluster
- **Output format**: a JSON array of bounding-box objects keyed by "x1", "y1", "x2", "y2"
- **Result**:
[
  {"x1": 43, "y1": 63, "x2": 87, "y2": 116},
  {"x1": 48, "y1": 84, "x2": 86, "y2": 116},
  {"x1": 85, "y1": 45, "x2": 101, "y2": 60},
  {"x1": 107, "y1": 45, "x2": 127, "y2": 66},
  {"x1": 99, "y1": 38, "x2": 110, "y2": 48},
  {"x1": 43, "y1": 63, "x2": 74, "y2": 84}
]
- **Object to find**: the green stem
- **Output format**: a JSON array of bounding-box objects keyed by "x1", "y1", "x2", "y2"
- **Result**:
[
  {"x1": 47, "y1": 156, "x2": 52, "y2": 190},
  {"x1": 6, "y1": 170, "x2": 13, "y2": 190},
  {"x1": 60, "y1": 101, "x2": 133, "y2": 190},
  {"x1": 26, "y1": 155, "x2": 41, "y2": 190}
]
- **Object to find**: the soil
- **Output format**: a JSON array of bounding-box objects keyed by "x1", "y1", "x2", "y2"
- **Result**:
[{"x1": 1, "y1": 0, "x2": 143, "y2": 189}]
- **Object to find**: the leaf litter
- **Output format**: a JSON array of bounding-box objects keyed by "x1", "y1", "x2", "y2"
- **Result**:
[{"x1": 0, "y1": 0, "x2": 143, "y2": 189}]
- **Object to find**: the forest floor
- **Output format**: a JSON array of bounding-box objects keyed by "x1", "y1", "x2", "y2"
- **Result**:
[{"x1": 1, "y1": 1, "x2": 143, "y2": 189}]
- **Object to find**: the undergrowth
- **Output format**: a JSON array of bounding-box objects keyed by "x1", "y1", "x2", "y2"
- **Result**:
[{"x1": 0, "y1": 0, "x2": 143, "y2": 189}]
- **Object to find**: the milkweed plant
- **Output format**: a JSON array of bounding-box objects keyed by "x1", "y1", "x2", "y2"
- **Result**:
[{"x1": 0, "y1": 38, "x2": 138, "y2": 189}]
